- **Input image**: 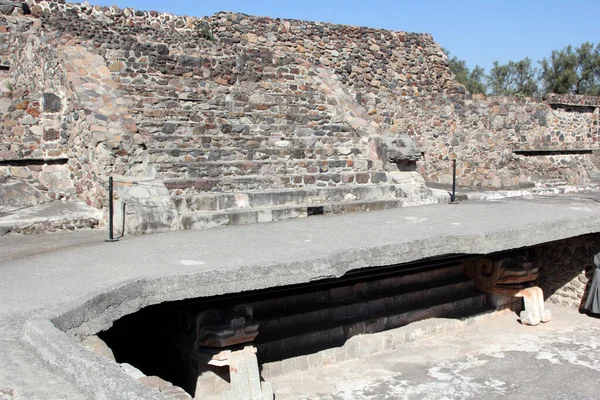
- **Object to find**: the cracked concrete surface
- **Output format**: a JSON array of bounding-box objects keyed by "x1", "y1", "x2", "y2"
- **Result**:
[{"x1": 272, "y1": 307, "x2": 600, "y2": 400}]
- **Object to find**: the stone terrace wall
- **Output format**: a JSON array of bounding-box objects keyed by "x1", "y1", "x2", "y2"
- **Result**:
[
  {"x1": 26, "y1": 1, "x2": 458, "y2": 96},
  {"x1": 382, "y1": 94, "x2": 600, "y2": 187},
  {"x1": 0, "y1": 13, "x2": 81, "y2": 204},
  {"x1": 21, "y1": 0, "x2": 428, "y2": 195},
  {"x1": 2, "y1": 0, "x2": 600, "y2": 224},
  {"x1": 1, "y1": 3, "x2": 150, "y2": 209}
]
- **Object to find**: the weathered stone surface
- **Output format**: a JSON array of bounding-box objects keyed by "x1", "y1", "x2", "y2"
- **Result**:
[
  {"x1": 537, "y1": 235, "x2": 598, "y2": 309},
  {"x1": 15, "y1": 198, "x2": 600, "y2": 400},
  {"x1": 113, "y1": 179, "x2": 180, "y2": 235},
  {"x1": 81, "y1": 335, "x2": 116, "y2": 362},
  {"x1": 0, "y1": 181, "x2": 46, "y2": 209},
  {"x1": 41, "y1": 93, "x2": 62, "y2": 112},
  {"x1": 119, "y1": 363, "x2": 145, "y2": 380},
  {"x1": 138, "y1": 375, "x2": 171, "y2": 391},
  {"x1": 43, "y1": 128, "x2": 60, "y2": 141}
]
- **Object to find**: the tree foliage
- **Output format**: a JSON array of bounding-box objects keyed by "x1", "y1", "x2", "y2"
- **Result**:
[
  {"x1": 445, "y1": 49, "x2": 486, "y2": 94},
  {"x1": 488, "y1": 58, "x2": 539, "y2": 96},
  {"x1": 539, "y1": 42, "x2": 600, "y2": 95},
  {"x1": 444, "y1": 42, "x2": 600, "y2": 97}
]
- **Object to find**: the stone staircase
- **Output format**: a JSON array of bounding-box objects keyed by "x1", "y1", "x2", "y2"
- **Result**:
[
  {"x1": 172, "y1": 184, "x2": 405, "y2": 229},
  {"x1": 246, "y1": 264, "x2": 488, "y2": 366},
  {"x1": 104, "y1": 48, "x2": 428, "y2": 229}
]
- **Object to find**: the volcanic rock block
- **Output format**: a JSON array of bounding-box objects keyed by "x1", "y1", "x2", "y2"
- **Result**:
[{"x1": 41, "y1": 92, "x2": 62, "y2": 113}]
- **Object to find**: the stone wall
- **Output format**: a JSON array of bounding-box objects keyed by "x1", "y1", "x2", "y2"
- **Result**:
[
  {"x1": 24, "y1": 1, "x2": 457, "y2": 95},
  {"x1": 536, "y1": 234, "x2": 599, "y2": 309},
  {"x1": 18, "y1": 0, "x2": 595, "y2": 191},
  {"x1": 374, "y1": 93, "x2": 600, "y2": 187},
  {"x1": 1, "y1": 3, "x2": 148, "y2": 210},
  {"x1": 2, "y1": 0, "x2": 600, "y2": 231},
  {"x1": 0, "y1": 13, "x2": 79, "y2": 205}
]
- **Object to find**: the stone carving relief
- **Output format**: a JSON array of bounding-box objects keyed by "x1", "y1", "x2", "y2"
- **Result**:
[
  {"x1": 374, "y1": 135, "x2": 423, "y2": 171},
  {"x1": 179, "y1": 305, "x2": 259, "y2": 349},
  {"x1": 464, "y1": 252, "x2": 551, "y2": 326},
  {"x1": 178, "y1": 306, "x2": 270, "y2": 399}
]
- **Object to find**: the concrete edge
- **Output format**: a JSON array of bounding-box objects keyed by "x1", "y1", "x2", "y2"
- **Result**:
[
  {"x1": 20, "y1": 316, "x2": 169, "y2": 400},
  {"x1": 26, "y1": 212, "x2": 600, "y2": 338},
  {"x1": 44, "y1": 234, "x2": 479, "y2": 337}
]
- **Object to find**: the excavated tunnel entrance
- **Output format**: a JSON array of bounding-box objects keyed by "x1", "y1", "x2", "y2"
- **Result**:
[{"x1": 99, "y1": 254, "x2": 493, "y2": 397}]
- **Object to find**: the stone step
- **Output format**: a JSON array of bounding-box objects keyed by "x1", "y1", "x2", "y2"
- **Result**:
[
  {"x1": 534, "y1": 178, "x2": 570, "y2": 188},
  {"x1": 105, "y1": 48, "x2": 312, "y2": 69},
  {"x1": 0, "y1": 201, "x2": 102, "y2": 236},
  {"x1": 178, "y1": 197, "x2": 406, "y2": 230},
  {"x1": 256, "y1": 290, "x2": 486, "y2": 363},
  {"x1": 127, "y1": 69, "x2": 311, "y2": 84},
  {"x1": 150, "y1": 153, "x2": 365, "y2": 166},
  {"x1": 114, "y1": 67, "x2": 312, "y2": 82},
  {"x1": 250, "y1": 264, "x2": 466, "y2": 317},
  {"x1": 588, "y1": 171, "x2": 600, "y2": 182},
  {"x1": 118, "y1": 83, "x2": 325, "y2": 102},
  {"x1": 140, "y1": 122, "x2": 352, "y2": 136},
  {"x1": 130, "y1": 102, "x2": 332, "y2": 117},
  {"x1": 148, "y1": 135, "x2": 358, "y2": 151},
  {"x1": 256, "y1": 276, "x2": 474, "y2": 334},
  {"x1": 128, "y1": 100, "x2": 331, "y2": 115},
  {"x1": 164, "y1": 171, "x2": 387, "y2": 192},
  {"x1": 103, "y1": 48, "x2": 218, "y2": 59},
  {"x1": 153, "y1": 159, "x2": 363, "y2": 179},
  {"x1": 122, "y1": 87, "x2": 326, "y2": 100},
  {"x1": 262, "y1": 305, "x2": 500, "y2": 379},
  {"x1": 147, "y1": 146, "x2": 364, "y2": 163},
  {"x1": 121, "y1": 89, "x2": 326, "y2": 105},
  {"x1": 130, "y1": 107, "x2": 336, "y2": 124},
  {"x1": 173, "y1": 184, "x2": 403, "y2": 212}
]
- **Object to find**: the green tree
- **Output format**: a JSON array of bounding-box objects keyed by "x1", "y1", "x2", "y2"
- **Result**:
[
  {"x1": 488, "y1": 57, "x2": 539, "y2": 96},
  {"x1": 467, "y1": 65, "x2": 487, "y2": 95},
  {"x1": 444, "y1": 49, "x2": 487, "y2": 94},
  {"x1": 539, "y1": 42, "x2": 600, "y2": 95}
]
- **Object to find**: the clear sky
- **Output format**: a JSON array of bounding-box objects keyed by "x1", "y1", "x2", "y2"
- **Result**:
[{"x1": 84, "y1": 0, "x2": 599, "y2": 73}]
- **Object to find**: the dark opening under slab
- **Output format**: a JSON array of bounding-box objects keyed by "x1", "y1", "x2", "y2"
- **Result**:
[{"x1": 307, "y1": 206, "x2": 324, "y2": 216}]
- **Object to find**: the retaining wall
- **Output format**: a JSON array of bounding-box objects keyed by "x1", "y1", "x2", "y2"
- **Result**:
[{"x1": 1, "y1": 0, "x2": 600, "y2": 226}]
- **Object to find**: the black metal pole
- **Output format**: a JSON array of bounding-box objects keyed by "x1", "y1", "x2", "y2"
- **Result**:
[
  {"x1": 451, "y1": 159, "x2": 457, "y2": 203},
  {"x1": 105, "y1": 176, "x2": 118, "y2": 242}
]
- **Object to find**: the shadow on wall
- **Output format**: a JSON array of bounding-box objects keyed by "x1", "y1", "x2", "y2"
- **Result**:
[{"x1": 535, "y1": 234, "x2": 600, "y2": 311}]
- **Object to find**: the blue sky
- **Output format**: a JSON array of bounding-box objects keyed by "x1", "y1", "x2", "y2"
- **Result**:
[{"x1": 85, "y1": 0, "x2": 599, "y2": 73}]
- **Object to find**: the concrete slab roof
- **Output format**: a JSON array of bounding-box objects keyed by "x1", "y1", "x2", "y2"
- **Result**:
[{"x1": 2, "y1": 195, "x2": 600, "y2": 399}]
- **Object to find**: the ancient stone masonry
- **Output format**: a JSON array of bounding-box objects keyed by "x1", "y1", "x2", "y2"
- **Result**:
[
  {"x1": 0, "y1": 12, "x2": 82, "y2": 204},
  {"x1": 462, "y1": 234, "x2": 600, "y2": 320},
  {"x1": 384, "y1": 94, "x2": 600, "y2": 187},
  {"x1": 2, "y1": 0, "x2": 600, "y2": 233},
  {"x1": 536, "y1": 234, "x2": 599, "y2": 310},
  {"x1": 464, "y1": 252, "x2": 551, "y2": 326},
  {"x1": 1, "y1": 1, "x2": 148, "y2": 220}
]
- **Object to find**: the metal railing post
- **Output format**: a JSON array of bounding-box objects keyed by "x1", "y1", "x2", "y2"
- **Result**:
[
  {"x1": 105, "y1": 176, "x2": 119, "y2": 242},
  {"x1": 451, "y1": 159, "x2": 457, "y2": 204}
]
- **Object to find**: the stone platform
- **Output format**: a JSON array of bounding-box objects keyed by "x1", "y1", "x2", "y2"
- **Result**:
[
  {"x1": 2, "y1": 195, "x2": 600, "y2": 399},
  {"x1": 0, "y1": 201, "x2": 102, "y2": 236}
]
